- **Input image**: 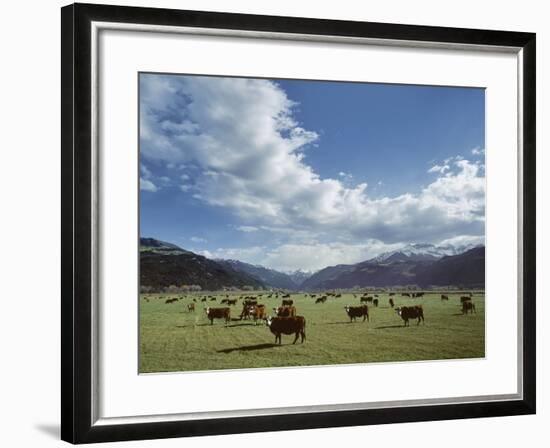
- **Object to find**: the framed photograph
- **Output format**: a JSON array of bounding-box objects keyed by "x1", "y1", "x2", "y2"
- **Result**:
[{"x1": 61, "y1": 2, "x2": 536, "y2": 444}]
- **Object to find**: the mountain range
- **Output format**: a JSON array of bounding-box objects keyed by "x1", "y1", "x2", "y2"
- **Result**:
[{"x1": 140, "y1": 238, "x2": 484, "y2": 291}]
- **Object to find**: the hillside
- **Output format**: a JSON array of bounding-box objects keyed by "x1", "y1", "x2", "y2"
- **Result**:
[
  {"x1": 216, "y1": 259, "x2": 299, "y2": 290},
  {"x1": 301, "y1": 246, "x2": 485, "y2": 290},
  {"x1": 140, "y1": 238, "x2": 264, "y2": 291}
]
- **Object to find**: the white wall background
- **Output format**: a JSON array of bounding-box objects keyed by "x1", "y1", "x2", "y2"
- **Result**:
[{"x1": 0, "y1": 0, "x2": 545, "y2": 446}]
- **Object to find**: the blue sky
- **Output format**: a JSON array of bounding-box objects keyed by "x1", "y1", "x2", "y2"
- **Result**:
[{"x1": 140, "y1": 73, "x2": 485, "y2": 272}]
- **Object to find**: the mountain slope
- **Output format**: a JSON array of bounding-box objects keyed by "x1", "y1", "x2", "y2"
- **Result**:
[
  {"x1": 302, "y1": 247, "x2": 485, "y2": 290},
  {"x1": 140, "y1": 238, "x2": 265, "y2": 291},
  {"x1": 217, "y1": 259, "x2": 299, "y2": 290},
  {"x1": 415, "y1": 246, "x2": 485, "y2": 288},
  {"x1": 369, "y1": 242, "x2": 480, "y2": 263},
  {"x1": 288, "y1": 270, "x2": 313, "y2": 287}
]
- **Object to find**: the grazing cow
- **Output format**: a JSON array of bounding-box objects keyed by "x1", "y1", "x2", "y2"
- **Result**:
[
  {"x1": 373, "y1": 298, "x2": 379, "y2": 307},
  {"x1": 165, "y1": 298, "x2": 177, "y2": 304},
  {"x1": 210, "y1": 297, "x2": 217, "y2": 301},
  {"x1": 220, "y1": 299, "x2": 229, "y2": 304},
  {"x1": 274, "y1": 305, "x2": 297, "y2": 317},
  {"x1": 412, "y1": 292, "x2": 425, "y2": 298},
  {"x1": 205, "y1": 307, "x2": 231, "y2": 325},
  {"x1": 395, "y1": 305, "x2": 425, "y2": 326},
  {"x1": 282, "y1": 299, "x2": 294, "y2": 306},
  {"x1": 441, "y1": 294, "x2": 449, "y2": 301},
  {"x1": 374, "y1": 294, "x2": 379, "y2": 298},
  {"x1": 250, "y1": 304, "x2": 267, "y2": 323},
  {"x1": 193, "y1": 298, "x2": 197, "y2": 302},
  {"x1": 460, "y1": 296, "x2": 472, "y2": 304},
  {"x1": 360, "y1": 297, "x2": 368, "y2": 303},
  {"x1": 462, "y1": 301, "x2": 476, "y2": 314},
  {"x1": 389, "y1": 298, "x2": 395, "y2": 308},
  {"x1": 201, "y1": 298, "x2": 207, "y2": 302},
  {"x1": 187, "y1": 303, "x2": 195, "y2": 312},
  {"x1": 402, "y1": 293, "x2": 411, "y2": 297},
  {"x1": 335, "y1": 293, "x2": 342, "y2": 298},
  {"x1": 315, "y1": 296, "x2": 327, "y2": 304},
  {"x1": 266, "y1": 316, "x2": 306, "y2": 345},
  {"x1": 389, "y1": 293, "x2": 396, "y2": 297},
  {"x1": 344, "y1": 305, "x2": 369, "y2": 322},
  {"x1": 227, "y1": 299, "x2": 237, "y2": 306},
  {"x1": 241, "y1": 303, "x2": 265, "y2": 321},
  {"x1": 282, "y1": 294, "x2": 291, "y2": 299}
]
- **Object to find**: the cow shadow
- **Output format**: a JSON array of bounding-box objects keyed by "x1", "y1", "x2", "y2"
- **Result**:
[
  {"x1": 452, "y1": 313, "x2": 465, "y2": 316},
  {"x1": 375, "y1": 325, "x2": 406, "y2": 329},
  {"x1": 218, "y1": 343, "x2": 279, "y2": 353},
  {"x1": 325, "y1": 321, "x2": 366, "y2": 325},
  {"x1": 226, "y1": 322, "x2": 265, "y2": 328}
]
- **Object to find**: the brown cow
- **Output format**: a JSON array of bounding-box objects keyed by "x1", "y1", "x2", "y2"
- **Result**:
[
  {"x1": 344, "y1": 305, "x2": 369, "y2": 322},
  {"x1": 460, "y1": 296, "x2": 472, "y2": 304},
  {"x1": 282, "y1": 299, "x2": 294, "y2": 306},
  {"x1": 441, "y1": 294, "x2": 449, "y2": 301},
  {"x1": 250, "y1": 304, "x2": 267, "y2": 323},
  {"x1": 315, "y1": 296, "x2": 327, "y2": 303},
  {"x1": 395, "y1": 305, "x2": 424, "y2": 326},
  {"x1": 389, "y1": 298, "x2": 395, "y2": 308},
  {"x1": 274, "y1": 305, "x2": 296, "y2": 317},
  {"x1": 205, "y1": 307, "x2": 230, "y2": 325},
  {"x1": 187, "y1": 303, "x2": 195, "y2": 312},
  {"x1": 462, "y1": 301, "x2": 476, "y2": 314},
  {"x1": 266, "y1": 316, "x2": 306, "y2": 344},
  {"x1": 373, "y1": 298, "x2": 379, "y2": 307},
  {"x1": 227, "y1": 299, "x2": 237, "y2": 306}
]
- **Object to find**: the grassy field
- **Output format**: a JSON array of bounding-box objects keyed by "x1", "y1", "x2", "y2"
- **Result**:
[{"x1": 139, "y1": 291, "x2": 484, "y2": 373}]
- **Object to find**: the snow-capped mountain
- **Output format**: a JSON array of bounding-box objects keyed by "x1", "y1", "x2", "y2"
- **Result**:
[
  {"x1": 370, "y1": 242, "x2": 481, "y2": 264},
  {"x1": 287, "y1": 270, "x2": 314, "y2": 286}
]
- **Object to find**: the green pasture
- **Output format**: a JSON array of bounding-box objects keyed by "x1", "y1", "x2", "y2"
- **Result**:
[{"x1": 139, "y1": 292, "x2": 485, "y2": 373}]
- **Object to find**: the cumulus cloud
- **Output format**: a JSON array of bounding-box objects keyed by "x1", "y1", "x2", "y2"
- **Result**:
[
  {"x1": 140, "y1": 163, "x2": 160, "y2": 192},
  {"x1": 141, "y1": 74, "x2": 485, "y2": 248},
  {"x1": 472, "y1": 147, "x2": 485, "y2": 156},
  {"x1": 200, "y1": 240, "x2": 404, "y2": 272},
  {"x1": 428, "y1": 163, "x2": 450, "y2": 174},
  {"x1": 140, "y1": 178, "x2": 158, "y2": 192},
  {"x1": 190, "y1": 236, "x2": 207, "y2": 243},
  {"x1": 236, "y1": 225, "x2": 259, "y2": 233}
]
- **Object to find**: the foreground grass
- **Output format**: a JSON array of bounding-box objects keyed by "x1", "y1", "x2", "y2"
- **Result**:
[{"x1": 139, "y1": 292, "x2": 484, "y2": 373}]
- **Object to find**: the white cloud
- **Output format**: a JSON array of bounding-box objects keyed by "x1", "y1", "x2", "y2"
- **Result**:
[
  {"x1": 199, "y1": 240, "x2": 403, "y2": 272},
  {"x1": 439, "y1": 234, "x2": 485, "y2": 248},
  {"x1": 140, "y1": 178, "x2": 158, "y2": 192},
  {"x1": 190, "y1": 236, "x2": 207, "y2": 243},
  {"x1": 472, "y1": 147, "x2": 485, "y2": 156},
  {"x1": 236, "y1": 225, "x2": 259, "y2": 233},
  {"x1": 200, "y1": 246, "x2": 265, "y2": 262},
  {"x1": 141, "y1": 74, "x2": 485, "y2": 246},
  {"x1": 428, "y1": 163, "x2": 450, "y2": 174}
]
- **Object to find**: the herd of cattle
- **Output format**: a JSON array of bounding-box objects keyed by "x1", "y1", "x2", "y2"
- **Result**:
[{"x1": 143, "y1": 291, "x2": 480, "y2": 345}]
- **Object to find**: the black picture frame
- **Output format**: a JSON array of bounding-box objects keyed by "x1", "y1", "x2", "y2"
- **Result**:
[{"x1": 61, "y1": 2, "x2": 536, "y2": 444}]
